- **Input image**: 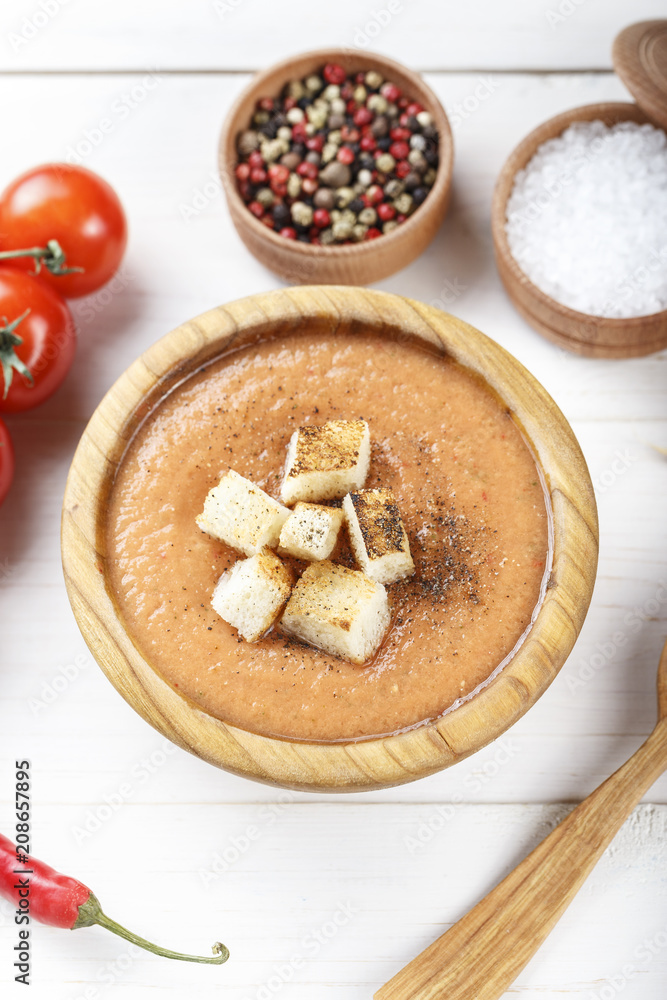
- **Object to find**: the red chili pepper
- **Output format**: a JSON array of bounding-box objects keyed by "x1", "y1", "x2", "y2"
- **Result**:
[{"x1": 0, "y1": 833, "x2": 228, "y2": 965}]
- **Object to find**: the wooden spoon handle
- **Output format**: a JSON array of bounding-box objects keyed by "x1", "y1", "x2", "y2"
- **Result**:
[{"x1": 375, "y1": 721, "x2": 667, "y2": 1000}]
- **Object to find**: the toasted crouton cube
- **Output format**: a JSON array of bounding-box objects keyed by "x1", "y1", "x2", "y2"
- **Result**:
[
  {"x1": 280, "y1": 560, "x2": 389, "y2": 664},
  {"x1": 343, "y1": 488, "x2": 415, "y2": 584},
  {"x1": 281, "y1": 419, "x2": 370, "y2": 504},
  {"x1": 197, "y1": 469, "x2": 289, "y2": 556},
  {"x1": 278, "y1": 502, "x2": 344, "y2": 561},
  {"x1": 211, "y1": 551, "x2": 293, "y2": 642}
]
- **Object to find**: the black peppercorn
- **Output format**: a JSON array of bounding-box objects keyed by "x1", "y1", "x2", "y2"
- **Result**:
[{"x1": 272, "y1": 204, "x2": 290, "y2": 226}]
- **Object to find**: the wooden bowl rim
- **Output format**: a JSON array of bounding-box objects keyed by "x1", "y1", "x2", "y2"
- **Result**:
[
  {"x1": 61, "y1": 286, "x2": 598, "y2": 792},
  {"x1": 217, "y1": 48, "x2": 454, "y2": 261},
  {"x1": 491, "y1": 101, "x2": 667, "y2": 340}
]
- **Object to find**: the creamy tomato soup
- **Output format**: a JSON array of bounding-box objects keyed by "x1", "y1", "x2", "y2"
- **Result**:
[{"x1": 106, "y1": 331, "x2": 550, "y2": 742}]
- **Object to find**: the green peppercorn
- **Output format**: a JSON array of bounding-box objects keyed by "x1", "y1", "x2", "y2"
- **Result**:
[{"x1": 359, "y1": 207, "x2": 377, "y2": 226}]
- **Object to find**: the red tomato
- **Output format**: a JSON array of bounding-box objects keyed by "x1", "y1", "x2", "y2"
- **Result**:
[
  {"x1": 0, "y1": 416, "x2": 13, "y2": 506},
  {"x1": 0, "y1": 164, "x2": 127, "y2": 298},
  {"x1": 0, "y1": 268, "x2": 76, "y2": 412}
]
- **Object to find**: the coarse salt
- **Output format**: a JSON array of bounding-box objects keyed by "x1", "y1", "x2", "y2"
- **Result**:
[{"x1": 505, "y1": 120, "x2": 667, "y2": 318}]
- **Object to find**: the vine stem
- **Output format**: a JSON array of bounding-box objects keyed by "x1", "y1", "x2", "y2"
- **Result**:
[{"x1": 0, "y1": 239, "x2": 83, "y2": 276}]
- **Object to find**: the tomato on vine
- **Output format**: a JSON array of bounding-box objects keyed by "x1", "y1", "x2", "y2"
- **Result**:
[
  {"x1": 0, "y1": 268, "x2": 76, "y2": 412},
  {"x1": 0, "y1": 416, "x2": 13, "y2": 506},
  {"x1": 0, "y1": 164, "x2": 127, "y2": 298}
]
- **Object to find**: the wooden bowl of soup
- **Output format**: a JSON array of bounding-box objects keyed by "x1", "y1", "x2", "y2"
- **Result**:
[
  {"x1": 61, "y1": 287, "x2": 598, "y2": 792},
  {"x1": 218, "y1": 49, "x2": 453, "y2": 285}
]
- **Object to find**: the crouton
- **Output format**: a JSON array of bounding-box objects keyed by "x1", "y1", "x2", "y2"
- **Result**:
[
  {"x1": 343, "y1": 488, "x2": 415, "y2": 584},
  {"x1": 280, "y1": 419, "x2": 370, "y2": 504},
  {"x1": 278, "y1": 502, "x2": 344, "y2": 561},
  {"x1": 211, "y1": 551, "x2": 293, "y2": 642},
  {"x1": 280, "y1": 560, "x2": 389, "y2": 664},
  {"x1": 196, "y1": 469, "x2": 289, "y2": 556}
]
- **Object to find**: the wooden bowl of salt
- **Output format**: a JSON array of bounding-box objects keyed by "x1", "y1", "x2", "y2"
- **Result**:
[{"x1": 492, "y1": 20, "x2": 667, "y2": 359}]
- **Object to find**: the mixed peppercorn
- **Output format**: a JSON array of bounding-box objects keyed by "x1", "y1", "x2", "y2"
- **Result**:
[{"x1": 234, "y1": 63, "x2": 440, "y2": 245}]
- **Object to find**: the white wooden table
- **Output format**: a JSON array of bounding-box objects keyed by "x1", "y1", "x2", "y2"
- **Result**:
[{"x1": 1, "y1": 2, "x2": 667, "y2": 997}]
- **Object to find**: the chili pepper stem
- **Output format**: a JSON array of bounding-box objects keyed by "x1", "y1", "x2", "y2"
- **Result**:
[
  {"x1": 74, "y1": 893, "x2": 229, "y2": 965},
  {"x1": 0, "y1": 240, "x2": 84, "y2": 276}
]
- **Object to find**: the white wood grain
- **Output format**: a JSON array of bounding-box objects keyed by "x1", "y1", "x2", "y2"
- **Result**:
[
  {"x1": 0, "y1": 0, "x2": 665, "y2": 72},
  {"x1": 2, "y1": 804, "x2": 667, "y2": 999}
]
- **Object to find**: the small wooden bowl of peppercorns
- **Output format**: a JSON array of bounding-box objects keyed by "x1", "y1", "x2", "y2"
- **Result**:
[{"x1": 218, "y1": 49, "x2": 453, "y2": 285}]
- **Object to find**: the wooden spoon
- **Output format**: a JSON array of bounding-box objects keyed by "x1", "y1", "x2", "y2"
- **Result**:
[{"x1": 375, "y1": 639, "x2": 667, "y2": 1000}]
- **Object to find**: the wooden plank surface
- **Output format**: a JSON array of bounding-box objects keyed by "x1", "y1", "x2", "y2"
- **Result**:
[
  {"x1": 1, "y1": 803, "x2": 666, "y2": 999},
  {"x1": 0, "y1": 0, "x2": 666, "y2": 72},
  {"x1": 1, "y1": 2, "x2": 667, "y2": 996}
]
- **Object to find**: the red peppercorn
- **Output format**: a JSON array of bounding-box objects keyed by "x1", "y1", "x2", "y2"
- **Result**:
[
  {"x1": 346, "y1": 99, "x2": 358, "y2": 114},
  {"x1": 324, "y1": 63, "x2": 346, "y2": 85},
  {"x1": 313, "y1": 208, "x2": 331, "y2": 228},
  {"x1": 301, "y1": 177, "x2": 318, "y2": 195},
  {"x1": 235, "y1": 163, "x2": 251, "y2": 181},
  {"x1": 258, "y1": 97, "x2": 274, "y2": 112},
  {"x1": 271, "y1": 183, "x2": 287, "y2": 198},
  {"x1": 377, "y1": 203, "x2": 396, "y2": 222},
  {"x1": 406, "y1": 102, "x2": 424, "y2": 116},
  {"x1": 248, "y1": 151, "x2": 264, "y2": 169},
  {"x1": 306, "y1": 135, "x2": 324, "y2": 152},
  {"x1": 337, "y1": 146, "x2": 355, "y2": 165},
  {"x1": 340, "y1": 83, "x2": 354, "y2": 100},
  {"x1": 366, "y1": 184, "x2": 384, "y2": 205},
  {"x1": 283, "y1": 97, "x2": 297, "y2": 111},
  {"x1": 238, "y1": 180, "x2": 250, "y2": 200},
  {"x1": 395, "y1": 160, "x2": 412, "y2": 178},
  {"x1": 365, "y1": 227, "x2": 382, "y2": 240},
  {"x1": 389, "y1": 141, "x2": 410, "y2": 160},
  {"x1": 380, "y1": 82, "x2": 401, "y2": 103},
  {"x1": 355, "y1": 71, "x2": 366, "y2": 84},
  {"x1": 390, "y1": 126, "x2": 412, "y2": 141},
  {"x1": 353, "y1": 107, "x2": 373, "y2": 127},
  {"x1": 396, "y1": 213, "x2": 407, "y2": 224},
  {"x1": 340, "y1": 125, "x2": 360, "y2": 142},
  {"x1": 360, "y1": 135, "x2": 377, "y2": 152},
  {"x1": 280, "y1": 227, "x2": 297, "y2": 239},
  {"x1": 248, "y1": 201, "x2": 264, "y2": 219},
  {"x1": 261, "y1": 215, "x2": 275, "y2": 228},
  {"x1": 297, "y1": 161, "x2": 318, "y2": 179},
  {"x1": 399, "y1": 112, "x2": 412, "y2": 127},
  {"x1": 291, "y1": 122, "x2": 307, "y2": 142},
  {"x1": 398, "y1": 96, "x2": 409, "y2": 109},
  {"x1": 268, "y1": 164, "x2": 289, "y2": 183},
  {"x1": 309, "y1": 226, "x2": 320, "y2": 239},
  {"x1": 249, "y1": 167, "x2": 267, "y2": 185}
]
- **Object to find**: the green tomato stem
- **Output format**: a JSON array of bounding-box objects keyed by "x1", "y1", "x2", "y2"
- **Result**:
[
  {"x1": 74, "y1": 892, "x2": 229, "y2": 965},
  {"x1": 0, "y1": 239, "x2": 83, "y2": 276},
  {"x1": 0, "y1": 310, "x2": 33, "y2": 399}
]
